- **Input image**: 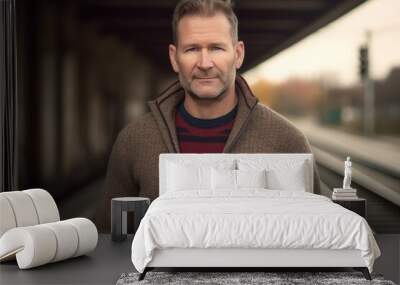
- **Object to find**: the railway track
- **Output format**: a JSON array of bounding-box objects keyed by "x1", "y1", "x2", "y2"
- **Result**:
[{"x1": 310, "y1": 143, "x2": 400, "y2": 233}]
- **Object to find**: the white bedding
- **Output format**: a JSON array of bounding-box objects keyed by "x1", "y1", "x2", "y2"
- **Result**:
[{"x1": 131, "y1": 190, "x2": 380, "y2": 273}]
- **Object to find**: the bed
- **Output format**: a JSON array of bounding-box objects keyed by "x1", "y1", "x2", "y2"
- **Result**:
[{"x1": 131, "y1": 153, "x2": 381, "y2": 281}]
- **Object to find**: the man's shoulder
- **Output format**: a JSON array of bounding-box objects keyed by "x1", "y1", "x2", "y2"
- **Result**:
[
  {"x1": 116, "y1": 111, "x2": 157, "y2": 141},
  {"x1": 251, "y1": 103, "x2": 309, "y2": 151},
  {"x1": 253, "y1": 103, "x2": 303, "y2": 134},
  {"x1": 125, "y1": 112, "x2": 155, "y2": 129}
]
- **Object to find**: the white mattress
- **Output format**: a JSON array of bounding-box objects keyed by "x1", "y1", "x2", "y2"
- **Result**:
[{"x1": 131, "y1": 190, "x2": 381, "y2": 273}]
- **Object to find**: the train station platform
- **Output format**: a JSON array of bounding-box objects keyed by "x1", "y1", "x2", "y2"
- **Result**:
[{"x1": 293, "y1": 117, "x2": 400, "y2": 179}]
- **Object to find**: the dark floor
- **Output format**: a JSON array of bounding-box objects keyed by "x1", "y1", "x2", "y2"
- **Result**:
[{"x1": 1, "y1": 234, "x2": 398, "y2": 284}]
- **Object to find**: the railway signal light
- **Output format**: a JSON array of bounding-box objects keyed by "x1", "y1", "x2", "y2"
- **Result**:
[{"x1": 359, "y1": 46, "x2": 369, "y2": 79}]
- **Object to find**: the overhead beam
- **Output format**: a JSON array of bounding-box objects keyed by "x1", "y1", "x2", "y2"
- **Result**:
[
  {"x1": 83, "y1": 0, "x2": 327, "y2": 11},
  {"x1": 81, "y1": 0, "x2": 177, "y2": 8},
  {"x1": 235, "y1": 0, "x2": 329, "y2": 11}
]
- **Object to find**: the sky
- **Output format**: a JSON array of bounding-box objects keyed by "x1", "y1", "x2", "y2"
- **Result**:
[{"x1": 243, "y1": 0, "x2": 400, "y2": 87}]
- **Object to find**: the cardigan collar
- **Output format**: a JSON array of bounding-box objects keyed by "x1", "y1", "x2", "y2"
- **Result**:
[{"x1": 147, "y1": 74, "x2": 259, "y2": 153}]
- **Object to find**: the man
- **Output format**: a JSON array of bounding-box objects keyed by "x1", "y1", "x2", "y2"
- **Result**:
[{"x1": 97, "y1": 0, "x2": 321, "y2": 232}]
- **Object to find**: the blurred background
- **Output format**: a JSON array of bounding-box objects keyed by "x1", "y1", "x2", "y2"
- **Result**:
[{"x1": 1, "y1": 0, "x2": 399, "y2": 281}]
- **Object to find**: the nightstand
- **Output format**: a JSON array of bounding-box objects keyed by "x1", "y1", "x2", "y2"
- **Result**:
[
  {"x1": 111, "y1": 197, "x2": 150, "y2": 242},
  {"x1": 332, "y1": 198, "x2": 366, "y2": 218}
]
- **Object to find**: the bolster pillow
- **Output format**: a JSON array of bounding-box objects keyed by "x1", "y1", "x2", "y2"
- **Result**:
[{"x1": 0, "y1": 218, "x2": 98, "y2": 269}]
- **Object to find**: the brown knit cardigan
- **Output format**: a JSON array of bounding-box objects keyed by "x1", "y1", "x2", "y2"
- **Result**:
[{"x1": 96, "y1": 75, "x2": 321, "y2": 232}]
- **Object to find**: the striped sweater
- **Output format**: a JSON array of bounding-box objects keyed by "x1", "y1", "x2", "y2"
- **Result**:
[{"x1": 175, "y1": 100, "x2": 238, "y2": 153}]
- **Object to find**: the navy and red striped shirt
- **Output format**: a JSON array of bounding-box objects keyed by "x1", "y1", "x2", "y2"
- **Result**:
[{"x1": 175, "y1": 100, "x2": 238, "y2": 153}]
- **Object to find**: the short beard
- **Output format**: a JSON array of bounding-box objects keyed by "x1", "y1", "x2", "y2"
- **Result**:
[{"x1": 186, "y1": 85, "x2": 229, "y2": 102}]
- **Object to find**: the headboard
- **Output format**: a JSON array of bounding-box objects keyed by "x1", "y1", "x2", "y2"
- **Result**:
[{"x1": 159, "y1": 153, "x2": 314, "y2": 195}]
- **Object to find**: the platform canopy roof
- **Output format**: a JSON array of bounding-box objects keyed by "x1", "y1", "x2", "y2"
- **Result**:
[{"x1": 80, "y1": 0, "x2": 366, "y2": 72}]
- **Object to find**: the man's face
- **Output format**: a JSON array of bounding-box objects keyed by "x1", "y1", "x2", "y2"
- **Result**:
[{"x1": 169, "y1": 13, "x2": 244, "y2": 101}]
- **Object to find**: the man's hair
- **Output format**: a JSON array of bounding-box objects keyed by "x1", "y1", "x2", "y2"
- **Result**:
[{"x1": 172, "y1": 0, "x2": 238, "y2": 45}]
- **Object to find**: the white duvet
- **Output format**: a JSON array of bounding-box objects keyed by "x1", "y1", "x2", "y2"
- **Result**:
[{"x1": 131, "y1": 190, "x2": 380, "y2": 273}]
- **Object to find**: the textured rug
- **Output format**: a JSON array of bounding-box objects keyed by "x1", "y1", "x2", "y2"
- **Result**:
[{"x1": 116, "y1": 271, "x2": 396, "y2": 285}]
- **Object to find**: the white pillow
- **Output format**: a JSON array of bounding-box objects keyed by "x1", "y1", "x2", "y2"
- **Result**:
[
  {"x1": 237, "y1": 159, "x2": 308, "y2": 192},
  {"x1": 266, "y1": 162, "x2": 306, "y2": 191},
  {"x1": 211, "y1": 168, "x2": 237, "y2": 190},
  {"x1": 237, "y1": 169, "x2": 267, "y2": 188},
  {"x1": 167, "y1": 162, "x2": 212, "y2": 191},
  {"x1": 211, "y1": 168, "x2": 267, "y2": 190}
]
